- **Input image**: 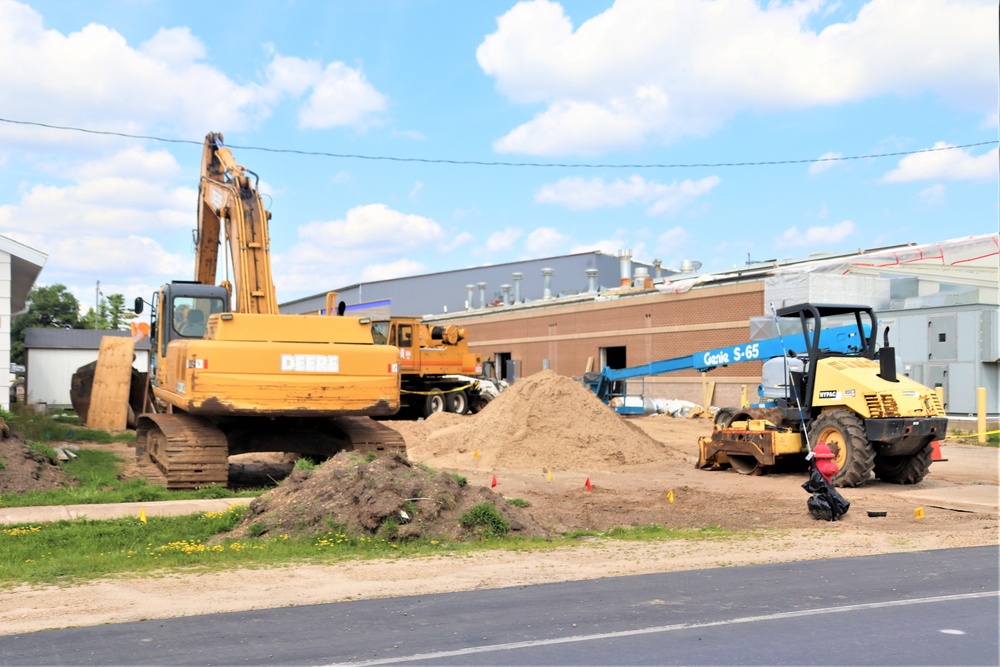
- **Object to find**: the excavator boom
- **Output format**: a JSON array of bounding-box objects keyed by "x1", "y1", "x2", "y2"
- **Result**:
[{"x1": 195, "y1": 132, "x2": 278, "y2": 315}]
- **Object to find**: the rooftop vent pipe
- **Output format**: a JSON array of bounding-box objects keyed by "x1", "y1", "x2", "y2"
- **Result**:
[
  {"x1": 541, "y1": 268, "x2": 554, "y2": 299},
  {"x1": 652, "y1": 259, "x2": 662, "y2": 280},
  {"x1": 633, "y1": 266, "x2": 649, "y2": 288},
  {"x1": 618, "y1": 249, "x2": 633, "y2": 287},
  {"x1": 680, "y1": 260, "x2": 703, "y2": 273},
  {"x1": 501, "y1": 284, "x2": 511, "y2": 305},
  {"x1": 477, "y1": 282, "x2": 487, "y2": 309},
  {"x1": 465, "y1": 284, "x2": 475, "y2": 311},
  {"x1": 586, "y1": 268, "x2": 599, "y2": 294},
  {"x1": 513, "y1": 272, "x2": 523, "y2": 303}
]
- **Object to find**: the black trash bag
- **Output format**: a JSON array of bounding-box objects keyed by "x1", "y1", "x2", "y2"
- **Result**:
[{"x1": 801, "y1": 466, "x2": 850, "y2": 521}]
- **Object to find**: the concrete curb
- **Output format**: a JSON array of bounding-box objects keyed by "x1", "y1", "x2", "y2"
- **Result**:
[{"x1": 0, "y1": 498, "x2": 254, "y2": 525}]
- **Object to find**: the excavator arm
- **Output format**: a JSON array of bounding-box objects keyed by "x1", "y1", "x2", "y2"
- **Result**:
[{"x1": 195, "y1": 132, "x2": 279, "y2": 314}]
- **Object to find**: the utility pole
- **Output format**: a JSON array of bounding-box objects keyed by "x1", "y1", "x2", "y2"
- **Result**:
[{"x1": 95, "y1": 280, "x2": 100, "y2": 330}]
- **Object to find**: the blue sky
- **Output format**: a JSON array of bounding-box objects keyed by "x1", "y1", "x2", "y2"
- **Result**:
[{"x1": 0, "y1": 0, "x2": 996, "y2": 313}]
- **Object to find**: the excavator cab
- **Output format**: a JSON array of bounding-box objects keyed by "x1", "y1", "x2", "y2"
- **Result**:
[{"x1": 136, "y1": 281, "x2": 230, "y2": 390}]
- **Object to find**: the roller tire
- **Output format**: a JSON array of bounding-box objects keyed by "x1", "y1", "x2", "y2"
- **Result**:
[
  {"x1": 445, "y1": 390, "x2": 469, "y2": 415},
  {"x1": 423, "y1": 390, "x2": 445, "y2": 418},
  {"x1": 714, "y1": 408, "x2": 737, "y2": 429},
  {"x1": 874, "y1": 444, "x2": 933, "y2": 485},
  {"x1": 808, "y1": 410, "x2": 874, "y2": 488}
]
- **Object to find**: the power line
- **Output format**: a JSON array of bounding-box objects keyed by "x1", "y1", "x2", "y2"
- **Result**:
[{"x1": 1, "y1": 116, "x2": 996, "y2": 170}]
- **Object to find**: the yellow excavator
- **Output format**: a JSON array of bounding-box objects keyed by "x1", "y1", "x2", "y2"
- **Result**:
[{"x1": 129, "y1": 133, "x2": 403, "y2": 489}]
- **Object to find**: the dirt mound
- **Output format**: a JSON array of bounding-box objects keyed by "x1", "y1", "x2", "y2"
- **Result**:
[
  {"x1": 0, "y1": 419, "x2": 70, "y2": 495},
  {"x1": 403, "y1": 370, "x2": 670, "y2": 470},
  {"x1": 226, "y1": 451, "x2": 550, "y2": 541}
]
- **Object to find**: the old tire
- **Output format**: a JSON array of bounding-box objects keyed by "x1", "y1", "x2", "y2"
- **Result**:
[
  {"x1": 808, "y1": 410, "x2": 874, "y2": 488},
  {"x1": 423, "y1": 390, "x2": 445, "y2": 418},
  {"x1": 446, "y1": 390, "x2": 469, "y2": 415},
  {"x1": 874, "y1": 445, "x2": 933, "y2": 485}
]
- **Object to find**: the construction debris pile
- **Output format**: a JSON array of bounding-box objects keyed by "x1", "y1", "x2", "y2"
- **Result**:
[
  {"x1": 226, "y1": 451, "x2": 549, "y2": 541},
  {"x1": 399, "y1": 370, "x2": 670, "y2": 470}
]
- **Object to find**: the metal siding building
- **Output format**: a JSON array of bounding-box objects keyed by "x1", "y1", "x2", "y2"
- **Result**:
[
  {"x1": 281, "y1": 251, "x2": 660, "y2": 316},
  {"x1": 24, "y1": 329, "x2": 150, "y2": 409}
]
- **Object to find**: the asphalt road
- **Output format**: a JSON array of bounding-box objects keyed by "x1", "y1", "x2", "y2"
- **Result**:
[{"x1": 1, "y1": 546, "x2": 996, "y2": 666}]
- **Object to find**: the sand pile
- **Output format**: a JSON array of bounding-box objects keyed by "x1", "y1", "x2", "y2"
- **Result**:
[
  {"x1": 402, "y1": 370, "x2": 668, "y2": 470},
  {"x1": 226, "y1": 451, "x2": 549, "y2": 541}
]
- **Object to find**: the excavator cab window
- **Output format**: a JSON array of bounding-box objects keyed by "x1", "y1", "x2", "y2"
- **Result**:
[
  {"x1": 172, "y1": 296, "x2": 226, "y2": 338},
  {"x1": 371, "y1": 321, "x2": 389, "y2": 346}
]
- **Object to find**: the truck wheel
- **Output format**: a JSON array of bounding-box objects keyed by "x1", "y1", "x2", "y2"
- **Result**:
[
  {"x1": 470, "y1": 393, "x2": 493, "y2": 414},
  {"x1": 874, "y1": 445, "x2": 933, "y2": 485},
  {"x1": 808, "y1": 410, "x2": 874, "y2": 488},
  {"x1": 423, "y1": 390, "x2": 445, "y2": 418},
  {"x1": 446, "y1": 390, "x2": 469, "y2": 415}
]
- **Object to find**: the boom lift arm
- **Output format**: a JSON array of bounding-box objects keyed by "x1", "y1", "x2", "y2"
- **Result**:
[{"x1": 585, "y1": 321, "x2": 869, "y2": 409}]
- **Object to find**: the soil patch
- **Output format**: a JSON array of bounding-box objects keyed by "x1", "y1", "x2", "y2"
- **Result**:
[
  {"x1": 226, "y1": 452, "x2": 548, "y2": 541},
  {"x1": 0, "y1": 419, "x2": 69, "y2": 496}
]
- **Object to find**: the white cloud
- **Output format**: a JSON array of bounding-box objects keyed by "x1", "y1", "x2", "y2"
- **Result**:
[
  {"x1": 0, "y1": 147, "x2": 194, "y2": 236},
  {"x1": 478, "y1": 0, "x2": 997, "y2": 155},
  {"x1": 524, "y1": 226, "x2": 570, "y2": 255},
  {"x1": 655, "y1": 226, "x2": 691, "y2": 255},
  {"x1": 273, "y1": 204, "x2": 444, "y2": 297},
  {"x1": 362, "y1": 258, "x2": 425, "y2": 282},
  {"x1": 776, "y1": 220, "x2": 856, "y2": 248},
  {"x1": 297, "y1": 62, "x2": 388, "y2": 130},
  {"x1": 295, "y1": 204, "x2": 442, "y2": 253},
  {"x1": 536, "y1": 175, "x2": 720, "y2": 215},
  {"x1": 409, "y1": 181, "x2": 424, "y2": 200},
  {"x1": 808, "y1": 152, "x2": 844, "y2": 176},
  {"x1": 5, "y1": 231, "x2": 187, "y2": 304},
  {"x1": 919, "y1": 184, "x2": 946, "y2": 207},
  {"x1": 440, "y1": 231, "x2": 475, "y2": 253},
  {"x1": 486, "y1": 227, "x2": 522, "y2": 252},
  {"x1": 881, "y1": 144, "x2": 999, "y2": 183},
  {"x1": 0, "y1": 1, "x2": 388, "y2": 140}
]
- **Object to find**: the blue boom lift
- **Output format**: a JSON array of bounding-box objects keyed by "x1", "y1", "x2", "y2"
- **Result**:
[{"x1": 584, "y1": 321, "x2": 868, "y2": 413}]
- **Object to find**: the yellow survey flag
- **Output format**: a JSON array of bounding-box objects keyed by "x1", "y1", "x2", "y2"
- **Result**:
[
  {"x1": 914, "y1": 507, "x2": 925, "y2": 519},
  {"x1": 546, "y1": 469, "x2": 552, "y2": 482},
  {"x1": 473, "y1": 450, "x2": 480, "y2": 459},
  {"x1": 138, "y1": 507, "x2": 147, "y2": 524},
  {"x1": 667, "y1": 489, "x2": 675, "y2": 503}
]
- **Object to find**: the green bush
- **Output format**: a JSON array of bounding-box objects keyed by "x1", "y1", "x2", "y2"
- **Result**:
[
  {"x1": 506, "y1": 498, "x2": 530, "y2": 508},
  {"x1": 294, "y1": 458, "x2": 318, "y2": 471},
  {"x1": 448, "y1": 473, "x2": 468, "y2": 487},
  {"x1": 459, "y1": 503, "x2": 510, "y2": 538}
]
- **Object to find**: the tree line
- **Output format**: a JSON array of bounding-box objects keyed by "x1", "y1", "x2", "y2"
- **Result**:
[{"x1": 11, "y1": 284, "x2": 136, "y2": 365}]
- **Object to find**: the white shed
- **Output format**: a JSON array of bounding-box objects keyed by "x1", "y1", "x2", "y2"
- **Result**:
[
  {"x1": 0, "y1": 235, "x2": 47, "y2": 411},
  {"x1": 23, "y1": 329, "x2": 150, "y2": 409}
]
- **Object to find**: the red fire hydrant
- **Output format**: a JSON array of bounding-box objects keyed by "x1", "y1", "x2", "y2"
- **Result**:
[{"x1": 812, "y1": 442, "x2": 839, "y2": 482}]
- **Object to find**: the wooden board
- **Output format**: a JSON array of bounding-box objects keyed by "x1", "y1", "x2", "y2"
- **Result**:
[{"x1": 86, "y1": 337, "x2": 135, "y2": 431}]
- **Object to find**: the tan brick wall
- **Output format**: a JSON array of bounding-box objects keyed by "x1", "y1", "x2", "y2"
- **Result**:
[{"x1": 452, "y1": 281, "x2": 767, "y2": 407}]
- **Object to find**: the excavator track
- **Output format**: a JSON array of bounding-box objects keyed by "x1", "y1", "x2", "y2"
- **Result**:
[
  {"x1": 136, "y1": 413, "x2": 229, "y2": 490},
  {"x1": 331, "y1": 416, "x2": 407, "y2": 457}
]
